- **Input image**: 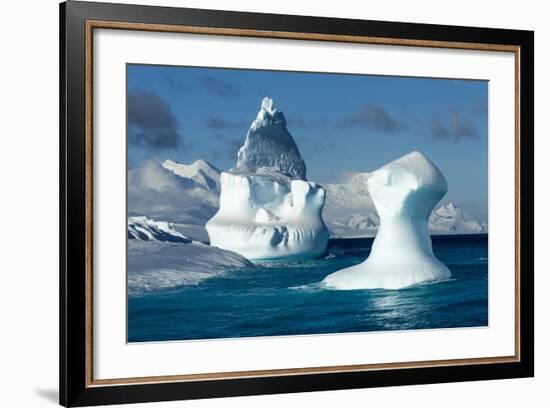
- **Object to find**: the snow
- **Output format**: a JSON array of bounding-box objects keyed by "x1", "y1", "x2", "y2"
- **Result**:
[
  {"x1": 128, "y1": 216, "x2": 191, "y2": 243},
  {"x1": 207, "y1": 169, "x2": 329, "y2": 261},
  {"x1": 128, "y1": 240, "x2": 252, "y2": 295},
  {"x1": 323, "y1": 171, "x2": 377, "y2": 237},
  {"x1": 162, "y1": 159, "x2": 220, "y2": 190},
  {"x1": 232, "y1": 97, "x2": 307, "y2": 180},
  {"x1": 430, "y1": 203, "x2": 488, "y2": 234},
  {"x1": 323, "y1": 151, "x2": 452, "y2": 290},
  {"x1": 206, "y1": 97, "x2": 329, "y2": 261},
  {"x1": 323, "y1": 169, "x2": 487, "y2": 237},
  {"x1": 128, "y1": 159, "x2": 219, "y2": 240},
  {"x1": 127, "y1": 216, "x2": 252, "y2": 295},
  {"x1": 346, "y1": 212, "x2": 380, "y2": 230}
]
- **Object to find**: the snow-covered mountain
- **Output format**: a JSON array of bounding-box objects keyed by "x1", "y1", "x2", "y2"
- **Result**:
[
  {"x1": 128, "y1": 216, "x2": 191, "y2": 243},
  {"x1": 429, "y1": 203, "x2": 488, "y2": 234},
  {"x1": 323, "y1": 172, "x2": 375, "y2": 236},
  {"x1": 162, "y1": 159, "x2": 221, "y2": 191},
  {"x1": 127, "y1": 159, "x2": 220, "y2": 241},
  {"x1": 346, "y1": 212, "x2": 380, "y2": 230},
  {"x1": 322, "y1": 171, "x2": 487, "y2": 237},
  {"x1": 325, "y1": 172, "x2": 373, "y2": 210},
  {"x1": 326, "y1": 202, "x2": 486, "y2": 237}
]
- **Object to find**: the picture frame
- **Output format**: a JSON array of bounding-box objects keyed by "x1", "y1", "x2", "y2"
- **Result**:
[{"x1": 60, "y1": 1, "x2": 534, "y2": 406}]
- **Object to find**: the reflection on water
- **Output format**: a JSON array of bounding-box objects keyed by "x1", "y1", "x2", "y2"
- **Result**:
[{"x1": 128, "y1": 235, "x2": 488, "y2": 342}]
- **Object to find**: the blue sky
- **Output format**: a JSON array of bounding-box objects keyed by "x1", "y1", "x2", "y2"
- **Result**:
[{"x1": 127, "y1": 64, "x2": 488, "y2": 219}]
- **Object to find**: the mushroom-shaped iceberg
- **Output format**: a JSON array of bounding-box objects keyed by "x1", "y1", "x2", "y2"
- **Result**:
[{"x1": 323, "y1": 151, "x2": 451, "y2": 290}]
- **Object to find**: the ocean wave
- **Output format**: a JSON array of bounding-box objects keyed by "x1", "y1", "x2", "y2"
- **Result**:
[
  {"x1": 318, "y1": 276, "x2": 457, "y2": 292},
  {"x1": 408, "y1": 277, "x2": 457, "y2": 288},
  {"x1": 287, "y1": 282, "x2": 325, "y2": 292}
]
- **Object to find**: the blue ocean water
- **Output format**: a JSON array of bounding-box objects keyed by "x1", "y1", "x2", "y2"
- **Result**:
[{"x1": 128, "y1": 234, "x2": 488, "y2": 342}]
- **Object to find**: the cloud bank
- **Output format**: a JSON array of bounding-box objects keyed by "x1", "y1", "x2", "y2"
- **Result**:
[
  {"x1": 206, "y1": 116, "x2": 246, "y2": 130},
  {"x1": 429, "y1": 110, "x2": 479, "y2": 142},
  {"x1": 128, "y1": 90, "x2": 181, "y2": 149},
  {"x1": 199, "y1": 75, "x2": 240, "y2": 99},
  {"x1": 340, "y1": 104, "x2": 402, "y2": 133}
]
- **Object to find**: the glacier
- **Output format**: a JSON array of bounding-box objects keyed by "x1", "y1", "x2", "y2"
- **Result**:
[
  {"x1": 206, "y1": 97, "x2": 329, "y2": 261},
  {"x1": 127, "y1": 216, "x2": 252, "y2": 295},
  {"x1": 323, "y1": 151, "x2": 452, "y2": 290}
]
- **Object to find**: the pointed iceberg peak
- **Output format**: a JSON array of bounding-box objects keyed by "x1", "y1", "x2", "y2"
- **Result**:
[
  {"x1": 261, "y1": 96, "x2": 276, "y2": 115},
  {"x1": 232, "y1": 97, "x2": 307, "y2": 180},
  {"x1": 250, "y1": 97, "x2": 286, "y2": 131}
]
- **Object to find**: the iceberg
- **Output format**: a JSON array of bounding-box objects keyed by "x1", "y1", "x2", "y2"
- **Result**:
[
  {"x1": 232, "y1": 97, "x2": 307, "y2": 180},
  {"x1": 206, "y1": 97, "x2": 329, "y2": 261},
  {"x1": 323, "y1": 151, "x2": 451, "y2": 290}
]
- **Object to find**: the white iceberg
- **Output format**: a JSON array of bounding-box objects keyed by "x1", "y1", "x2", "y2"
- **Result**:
[
  {"x1": 323, "y1": 151, "x2": 451, "y2": 290},
  {"x1": 232, "y1": 96, "x2": 307, "y2": 180},
  {"x1": 206, "y1": 97, "x2": 329, "y2": 261},
  {"x1": 207, "y1": 172, "x2": 328, "y2": 260}
]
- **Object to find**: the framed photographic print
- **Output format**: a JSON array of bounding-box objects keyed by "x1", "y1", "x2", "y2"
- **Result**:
[{"x1": 60, "y1": 1, "x2": 534, "y2": 406}]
